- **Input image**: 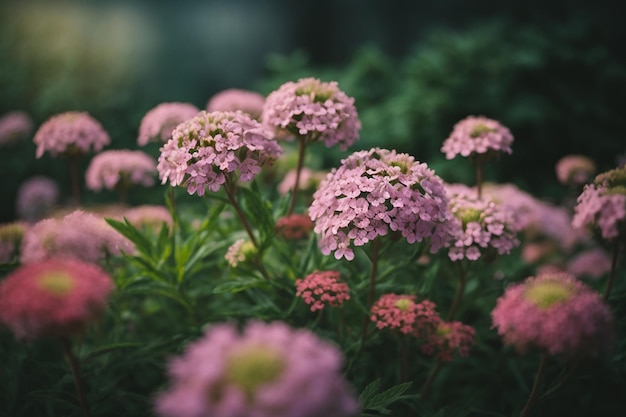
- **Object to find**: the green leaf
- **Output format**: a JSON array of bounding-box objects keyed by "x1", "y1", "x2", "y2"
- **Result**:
[
  {"x1": 240, "y1": 183, "x2": 275, "y2": 248},
  {"x1": 212, "y1": 277, "x2": 263, "y2": 294},
  {"x1": 106, "y1": 217, "x2": 154, "y2": 258},
  {"x1": 359, "y1": 380, "x2": 413, "y2": 415}
]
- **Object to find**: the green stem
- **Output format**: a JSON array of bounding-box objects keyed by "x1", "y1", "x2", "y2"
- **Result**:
[
  {"x1": 68, "y1": 155, "x2": 81, "y2": 206},
  {"x1": 420, "y1": 361, "x2": 442, "y2": 399},
  {"x1": 224, "y1": 179, "x2": 258, "y2": 248},
  {"x1": 447, "y1": 261, "x2": 467, "y2": 321},
  {"x1": 520, "y1": 353, "x2": 549, "y2": 417},
  {"x1": 287, "y1": 139, "x2": 307, "y2": 216},
  {"x1": 603, "y1": 242, "x2": 620, "y2": 302},
  {"x1": 476, "y1": 160, "x2": 484, "y2": 200},
  {"x1": 60, "y1": 337, "x2": 92, "y2": 417}
]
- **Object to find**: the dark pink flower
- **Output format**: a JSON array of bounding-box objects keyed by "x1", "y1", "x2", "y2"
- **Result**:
[
  {"x1": 370, "y1": 294, "x2": 440, "y2": 336},
  {"x1": 276, "y1": 214, "x2": 314, "y2": 240},
  {"x1": 0, "y1": 258, "x2": 113, "y2": 340},
  {"x1": 422, "y1": 321, "x2": 476, "y2": 362},
  {"x1": 295, "y1": 270, "x2": 350, "y2": 312},
  {"x1": 34, "y1": 111, "x2": 110, "y2": 158}
]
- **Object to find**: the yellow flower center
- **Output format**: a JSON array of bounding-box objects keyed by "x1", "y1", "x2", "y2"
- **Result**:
[
  {"x1": 394, "y1": 298, "x2": 413, "y2": 311},
  {"x1": 295, "y1": 82, "x2": 334, "y2": 103},
  {"x1": 437, "y1": 324, "x2": 452, "y2": 336},
  {"x1": 470, "y1": 123, "x2": 496, "y2": 138},
  {"x1": 38, "y1": 272, "x2": 75, "y2": 295},
  {"x1": 223, "y1": 344, "x2": 286, "y2": 399},
  {"x1": 456, "y1": 207, "x2": 482, "y2": 227},
  {"x1": 524, "y1": 280, "x2": 573, "y2": 309}
]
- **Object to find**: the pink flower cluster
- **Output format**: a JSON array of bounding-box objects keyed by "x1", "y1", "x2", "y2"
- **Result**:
[
  {"x1": 309, "y1": 148, "x2": 452, "y2": 261},
  {"x1": 445, "y1": 185, "x2": 520, "y2": 261},
  {"x1": 556, "y1": 155, "x2": 596, "y2": 186},
  {"x1": 422, "y1": 321, "x2": 476, "y2": 363},
  {"x1": 20, "y1": 210, "x2": 133, "y2": 264},
  {"x1": 16, "y1": 176, "x2": 59, "y2": 222},
  {"x1": 137, "y1": 102, "x2": 199, "y2": 146},
  {"x1": 206, "y1": 88, "x2": 265, "y2": 120},
  {"x1": 157, "y1": 111, "x2": 283, "y2": 196},
  {"x1": 0, "y1": 222, "x2": 27, "y2": 264},
  {"x1": 295, "y1": 270, "x2": 350, "y2": 312},
  {"x1": 34, "y1": 111, "x2": 110, "y2": 158},
  {"x1": 123, "y1": 205, "x2": 172, "y2": 231},
  {"x1": 441, "y1": 116, "x2": 513, "y2": 160},
  {"x1": 262, "y1": 77, "x2": 361, "y2": 150},
  {"x1": 0, "y1": 111, "x2": 33, "y2": 145},
  {"x1": 276, "y1": 213, "x2": 314, "y2": 240},
  {"x1": 491, "y1": 272, "x2": 614, "y2": 358},
  {"x1": 566, "y1": 247, "x2": 612, "y2": 279},
  {"x1": 155, "y1": 320, "x2": 358, "y2": 417},
  {"x1": 0, "y1": 258, "x2": 113, "y2": 340},
  {"x1": 370, "y1": 294, "x2": 439, "y2": 336},
  {"x1": 224, "y1": 239, "x2": 256, "y2": 268},
  {"x1": 85, "y1": 150, "x2": 156, "y2": 191},
  {"x1": 572, "y1": 167, "x2": 626, "y2": 241}
]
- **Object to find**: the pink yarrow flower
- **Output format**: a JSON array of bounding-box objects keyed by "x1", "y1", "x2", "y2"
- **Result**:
[
  {"x1": 422, "y1": 321, "x2": 476, "y2": 363},
  {"x1": 16, "y1": 176, "x2": 59, "y2": 222},
  {"x1": 491, "y1": 272, "x2": 614, "y2": 358},
  {"x1": 276, "y1": 213, "x2": 314, "y2": 240},
  {"x1": 137, "y1": 102, "x2": 199, "y2": 146},
  {"x1": 309, "y1": 148, "x2": 452, "y2": 261},
  {"x1": 155, "y1": 320, "x2": 358, "y2": 417},
  {"x1": 34, "y1": 111, "x2": 110, "y2": 158},
  {"x1": 0, "y1": 258, "x2": 113, "y2": 340},
  {"x1": 370, "y1": 294, "x2": 440, "y2": 336},
  {"x1": 295, "y1": 270, "x2": 350, "y2": 312},
  {"x1": 85, "y1": 149, "x2": 156, "y2": 192},
  {"x1": 441, "y1": 116, "x2": 513, "y2": 160},
  {"x1": 556, "y1": 155, "x2": 596, "y2": 186},
  {"x1": 0, "y1": 111, "x2": 33, "y2": 146},
  {"x1": 207, "y1": 88, "x2": 265, "y2": 120},
  {"x1": 262, "y1": 77, "x2": 361, "y2": 150},
  {"x1": 157, "y1": 111, "x2": 282, "y2": 196}
]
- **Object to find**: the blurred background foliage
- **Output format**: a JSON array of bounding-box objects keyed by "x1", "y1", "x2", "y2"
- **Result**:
[{"x1": 1, "y1": 0, "x2": 625, "y2": 221}]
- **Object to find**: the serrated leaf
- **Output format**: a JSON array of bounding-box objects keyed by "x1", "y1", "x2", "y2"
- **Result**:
[{"x1": 361, "y1": 381, "x2": 413, "y2": 414}]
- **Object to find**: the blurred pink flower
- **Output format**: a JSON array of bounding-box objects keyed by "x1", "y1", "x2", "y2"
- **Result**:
[
  {"x1": 155, "y1": 320, "x2": 358, "y2": 417},
  {"x1": 491, "y1": 272, "x2": 614, "y2": 358},
  {"x1": 566, "y1": 247, "x2": 612, "y2": 279},
  {"x1": 34, "y1": 111, "x2": 110, "y2": 158},
  {"x1": 224, "y1": 239, "x2": 256, "y2": 268},
  {"x1": 555, "y1": 155, "x2": 596, "y2": 186},
  {"x1": 16, "y1": 176, "x2": 60, "y2": 222},
  {"x1": 262, "y1": 77, "x2": 361, "y2": 150},
  {"x1": 157, "y1": 111, "x2": 282, "y2": 196},
  {"x1": 123, "y1": 205, "x2": 172, "y2": 231},
  {"x1": 295, "y1": 270, "x2": 350, "y2": 312},
  {"x1": 0, "y1": 258, "x2": 113, "y2": 340},
  {"x1": 137, "y1": 102, "x2": 199, "y2": 146},
  {"x1": 441, "y1": 116, "x2": 513, "y2": 160},
  {"x1": 276, "y1": 213, "x2": 314, "y2": 240},
  {"x1": 422, "y1": 321, "x2": 475, "y2": 363},
  {"x1": 0, "y1": 111, "x2": 33, "y2": 146},
  {"x1": 277, "y1": 167, "x2": 327, "y2": 196},
  {"x1": 85, "y1": 149, "x2": 156, "y2": 192},
  {"x1": 206, "y1": 88, "x2": 265, "y2": 120},
  {"x1": 309, "y1": 148, "x2": 453, "y2": 261}
]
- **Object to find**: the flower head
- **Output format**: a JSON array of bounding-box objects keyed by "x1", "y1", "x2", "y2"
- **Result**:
[
  {"x1": 441, "y1": 116, "x2": 513, "y2": 160},
  {"x1": 0, "y1": 222, "x2": 27, "y2": 264},
  {"x1": 262, "y1": 77, "x2": 361, "y2": 150},
  {"x1": 155, "y1": 320, "x2": 358, "y2": 417},
  {"x1": 16, "y1": 176, "x2": 59, "y2": 222},
  {"x1": 422, "y1": 321, "x2": 476, "y2": 362},
  {"x1": 20, "y1": 210, "x2": 133, "y2": 264},
  {"x1": 295, "y1": 270, "x2": 350, "y2": 312},
  {"x1": 370, "y1": 294, "x2": 440, "y2": 336},
  {"x1": 566, "y1": 247, "x2": 612, "y2": 279},
  {"x1": 225, "y1": 239, "x2": 257, "y2": 268},
  {"x1": 85, "y1": 149, "x2": 156, "y2": 192},
  {"x1": 309, "y1": 148, "x2": 452, "y2": 260},
  {"x1": 556, "y1": 155, "x2": 596, "y2": 187},
  {"x1": 491, "y1": 272, "x2": 615, "y2": 358},
  {"x1": 123, "y1": 205, "x2": 172, "y2": 232},
  {"x1": 0, "y1": 111, "x2": 33, "y2": 146},
  {"x1": 137, "y1": 102, "x2": 199, "y2": 146},
  {"x1": 276, "y1": 214, "x2": 314, "y2": 240},
  {"x1": 207, "y1": 88, "x2": 265, "y2": 120},
  {"x1": 445, "y1": 186, "x2": 520, "y2": 262},
  {"x1": 34, "y1": 111, "x2": 110, "y2": 158},
  {"x1": 157, "y1": 111, "x2": 282, "y2": 196},
  {"x1": 0, "y1": 258, "x2": 113, "y2": 340}
]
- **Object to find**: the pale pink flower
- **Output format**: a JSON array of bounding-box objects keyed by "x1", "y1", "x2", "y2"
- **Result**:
[
  {"x1": 309, "y1": 148, "x2": 453, "y2": 261},
  {"x1": 137, "y1": 102, "x2": 199, "y2": 146},
  {"x1": 16, "y1": 176, "x2": 59, "y2": 222},
  {"x1": 225, "y1": 239, "x2": 256, "y2": 268},
  {"x1": 566, "y1": 248, "x2": 613, "y2": 279},
  {"x1": 370, "y1": 294, "x2": 440, "y2": 336},
  {"x1": 556, "y1": 155, "x2": 596, "y2": 186},
  {"x1": 262, "y1": 77, "x2": 361, "y2": 150},
  {"x1": 492, "y1": 272, "x2": 614, "y2": 358},
  {"x1": 34, "y1": 111, "x2": 110, "y2": 158},
  {"x1": 157, "y1": 111, "x2": 282, "y2": 196},
  {"x1": 0, "y1": 111, "x2": 33, "y2": 146},
  {"x1": 155, "y1": 320, "x2": 358, "y2": 417},
  {"x1": 441, "y1": 116, "x2": 513, "y2": 160},
  {"x1": 295, "y1": 270, "x2": 350, "y2": 312},
  {"x1": 0, "y1": 258, "x2": 113, "y2": 340},
  {"x1": 85, "y1": 149, "x2": 156, "y2": 191},
  {"x1": 206, "y1": 88, "x2": 265, "y2": 120},
  {"x1": 123, "y1": 205, "x2": 172, "y2": 231}
]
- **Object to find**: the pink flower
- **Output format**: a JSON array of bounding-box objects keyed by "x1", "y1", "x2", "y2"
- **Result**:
[
  {"x1": 157, "y1": 111, "x2": 282, "y2": 196},
  {"x1": 224, "y1": 239, "x2": 256, "y2": 268},
  {"x1": 370, "y1": 294, "x2": 440, "y2": 336},
  {"x1": 0, "y1": 222, "x2": 27, "y2": 264},
  {"x1": 34, "y1": 111, "x2": 110, "y2": 158},
  {"x1": 262, "y1": 77, "x2": 361, "y2": 150},
  {"x1": 556, "y1": 155, "x2": 596, "y2": 186},
  {"x1": 295, "y1": 270, "x2": 350, "y2": 312},
  {"x1": 20, "y1": 210, "x2": 133, "y2": 264},
  {"x1": 276, "y1": 214, "x2": 314, "y2": 240},
  {"x1": 0, "y1": 258, "x2": 113, "y2": 340},
  {"x1": 309, "y1": 148, "x2": 453, "y2": 260},
  {"x1": 572, "y1": 167, "x2": 626, "y2": 241},
  {"x1": 123, "y1": 205, "x2": 172, "y2": 231},
  {"x1": 422, "y1": 321, "x2": 476, "y2": 363},
  {"x1": 566, "y1": 248, "x2": 612, "y2": 279},
  {"x1": 137, "y1": 102, "x2": 199, "y2": 146},
  {"x1": 441, "y1": 116, "x2": 513, "y2": 160},
  {"x1": 445, "y1": 186, "x2": 520, "y2": 262},
  {"x1": 0, "y1": 111, "x2": 33, "y2": 146},
  {"x1": 16, "y1": 176, "x2": 59, "y2": 222},
  {"x1": 85, "y1": 149, "x2": 156, "y2": 191},
  {"x1": 206, "y1": 88, "x2": 265, "y2": 120},
  {"x1": 491, "y1": 272, "x2": 614, "y2": 358},
  {"x1": 277, "y1": 167, "x2": 327, "y2": 196},
  {"x1": 155, "y1": 320, "x2": 358, "y2": 417}
]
